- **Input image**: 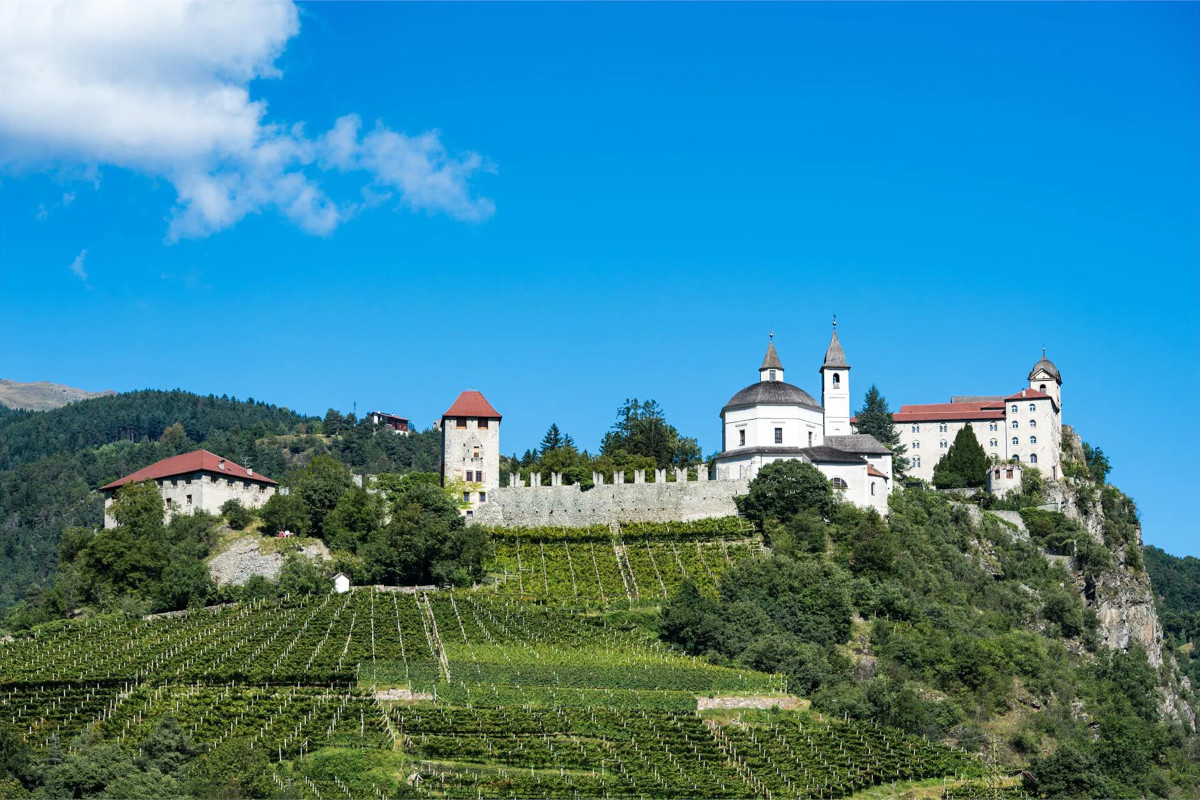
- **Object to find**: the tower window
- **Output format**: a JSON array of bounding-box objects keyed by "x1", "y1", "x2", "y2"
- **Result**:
[
  {"x1": 832, "y1": 373, "x2": 840, "y2": 388},
  {"x1": 808, "y1": 431, "x2": 813, "y2": 446},
  {"x1": 1012, "y1": 437, "x2": 1019, "y2": 447},
  {"x1": 472, "y1": 446, "x2": 481, "y2": 459},
  {"x1": 456, "y1": 418, "x2": 466, "y2": 429},
  {"x1": 738, "y1": 429, "x2": 746, "y2": 447},
  {"x1": 769, "y1": 369, "x2": 776, "y2": 381},
  {"x1": 870, "y1": 483, "x2": 876, "y2": 496},
  {"x1": 479, "y1": 419, "x2": 489, "y2": 429},
  {"x1": 186, "y1": 494, "x2": 193, "y2": 506},
  {"x1": 774, "y1": 427, "x2": 783, "y2": 444},
  {"x1": 1039, "y1": 384, "x2": 1047, "y2": 393}
]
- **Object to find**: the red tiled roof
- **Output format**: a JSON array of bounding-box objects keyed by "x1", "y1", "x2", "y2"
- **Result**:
[
  {"x1": 867, "y1": 464, "x2": 888, "y2": 479},
  {"x1": 100, "y1": 449, "x2": 277, "y2": 491},
  {"x1": 1005, "y1": 388, "x2": 1051, "y2": 401},
  {"x1": 893, "y1": 400, "x2": 1006, "y2": 423},
  {"x1": 443, "y1": 390, "x2": 501, "y2": 420}
]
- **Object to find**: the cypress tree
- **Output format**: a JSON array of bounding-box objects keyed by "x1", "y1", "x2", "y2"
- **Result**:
[{"x1": 932, "y1": 424, "x2": 990, "y2": 488}]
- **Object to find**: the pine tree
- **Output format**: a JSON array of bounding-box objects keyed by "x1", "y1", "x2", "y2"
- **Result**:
[
  {"x1": 932, "y1": 424, "x2": 989, "y2": 488},
  {"x1": 854, "y1": 385, "x2": 911, "y2": 476},
  {"x1": 540, "y1": 424, "x2": 564, "y2": 453}
]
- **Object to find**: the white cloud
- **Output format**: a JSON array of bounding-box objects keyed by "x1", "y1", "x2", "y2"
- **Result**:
[
  {"x1": 68, "y1": 249, "x2": 87, "y2": 281},
  {"x1": 0, "y1": 1, "x2": 493, "y2": 240}
]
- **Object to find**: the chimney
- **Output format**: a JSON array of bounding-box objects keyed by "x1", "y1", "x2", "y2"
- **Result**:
[
  {"x1": 218, "y1": 459, "x2": 226, "y2": 470},
  {"x1": 246, "y1": 467, "x2": 253, "y2": 475}
]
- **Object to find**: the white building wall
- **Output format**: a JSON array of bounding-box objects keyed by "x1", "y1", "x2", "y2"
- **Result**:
[
  {"x1": 723, "y1": 404, "x2": 825, "y2": 452},
  {"x1": 895, "y1": 419, "x2": 1005, "y2": 482},
  {"x1": 103, "y1": 472, "x2": 276, "y2": 528}
]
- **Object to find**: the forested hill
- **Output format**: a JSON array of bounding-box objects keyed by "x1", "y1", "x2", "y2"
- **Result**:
[
  {"x1": 0, "y1": 389, "x2": 440, "y2": 612},
  {"x1": 0, "y1": 389, "x2": 314, "y2": 470},
  {"x1": 1145, "y1": 545, "x2": 1200, "y2": 689}
]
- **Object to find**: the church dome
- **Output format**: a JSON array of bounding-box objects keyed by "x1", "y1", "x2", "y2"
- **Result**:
[
  {"x1": 1027, "y1": 351, "x2": 1061, "y2": 383},
  {"x1": 723, "y1": 381, "x2": 822, "y2": 413}
]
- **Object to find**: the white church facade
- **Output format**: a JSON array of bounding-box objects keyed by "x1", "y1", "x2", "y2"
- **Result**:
[{"x1": 712, "y1": 326, "x2": 893, "y2": 516}]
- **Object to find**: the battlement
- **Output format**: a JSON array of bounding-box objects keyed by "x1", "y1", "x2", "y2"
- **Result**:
[{"x1": 473, "y1": 471, "x2": 750, "y2": 527}]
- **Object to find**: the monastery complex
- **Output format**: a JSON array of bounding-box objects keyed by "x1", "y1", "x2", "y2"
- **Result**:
[{"x1": 440, "y1": 323, "x2": 1064, "y2": 525}]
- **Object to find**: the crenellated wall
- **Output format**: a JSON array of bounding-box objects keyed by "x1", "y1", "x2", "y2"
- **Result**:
[{"x1": 470, "y1": 469, "x2": 749, "y2": 527}]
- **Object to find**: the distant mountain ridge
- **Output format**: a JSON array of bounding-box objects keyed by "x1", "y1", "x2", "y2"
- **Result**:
[{"x1": 0, "y1": 379, "x2": 115, "y2": 411}]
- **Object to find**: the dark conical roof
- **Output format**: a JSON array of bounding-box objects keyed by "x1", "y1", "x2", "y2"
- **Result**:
[
  {"x1": 760, "y1": 341, "x2": 784, "y2": 372},
  {"x1": 1028, "y1": 349, "x2": 1061, "y2": 383},
  {"x1": 822, "y1": 328, "x2": 849, "y2": 370}
]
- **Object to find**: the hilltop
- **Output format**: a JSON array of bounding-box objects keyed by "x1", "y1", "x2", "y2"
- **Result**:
[
  {"x1": 0, "y1": 385, "x2": 1198, "y2": 799},
  {"x1": 0, "y1": 378, "x2": 115, "y2": 411}
]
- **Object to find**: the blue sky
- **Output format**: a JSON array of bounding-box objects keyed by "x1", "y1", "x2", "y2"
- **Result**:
[{"x1": 2, "y1": 2, "x2": 1197, "y2": 556}]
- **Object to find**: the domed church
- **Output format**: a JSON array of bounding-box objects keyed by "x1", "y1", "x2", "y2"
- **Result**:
[{"x1": 714, "y1": 323, "x2": 893, "y2": 515}]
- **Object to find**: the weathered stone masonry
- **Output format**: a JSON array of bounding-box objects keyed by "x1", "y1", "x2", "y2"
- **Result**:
[{"x1": 470, "y1": 469, "x2": 750, "y2": 527}]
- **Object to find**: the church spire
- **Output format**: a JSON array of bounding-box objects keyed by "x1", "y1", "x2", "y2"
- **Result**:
[
  {"x1": 759, "y1": 333, "x2": 784, "y2": 382},
  {"x1": 821, "y1": 316, "x2": 850, "y2": 370}
]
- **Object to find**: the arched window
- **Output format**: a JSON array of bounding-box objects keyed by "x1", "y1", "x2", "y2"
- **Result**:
[
  {"x1": 832, "y1": 477, "x2": 848, "y2": 490},
  {"x1": 939, "y1": 423, "x2": 948, "y2": 432},
  {"x1": 1011, "y1": 420, "x2": 1019, "y2": 429},
  {"x1": 1030, "y1": 454, "x2": 1038, "y2": 464},
  {"x1": 911, "y1": 424, "x2": 920, "y2": 433},
  {"x1": 832, "y1": 373, "x2": 840, "y2": 388},
  {"x1": 1011, "y1": 404, "x2": 1018, "y2": 413},
  {"x1": 1013, "y1": 454, "x2": 1020, "y2": 462},
  {"x1": 1030, "y1": 419, "x2": 1037, "y2": 428},
  {"x1": 913, "y1": 456, "x2": 921, "y2": 468},
  {"x1": 808, "y1": 431, "x2": 813, "y2": 446},
  {"x1": 989, "y1": 422, "x2": 998, "y2": 431},
  {"x1": 1029, "y1": 403, "x2": 1037, "y2": 412},
  {"x1": 939, "y1": 440, "x2": 948, "y2": 449},
  {"x1": 989, "y1": 438, "x2": 998, "y2": 447},
  {"x1": 911, "y1": 441, "x2": 920, "y2": 449},
  {"x1": 870, "y1": 483, "x2": 876, "y2": 496},
  {"x1": 1039, "y1": 383, "x2": 1047, "y2": 393},
  {"x1": 1012, "y1": 437, "x2": 1019, "y2": 447},
  {"x1": 1030, "y1": 436, "x2": 1037, "y2": 445}
]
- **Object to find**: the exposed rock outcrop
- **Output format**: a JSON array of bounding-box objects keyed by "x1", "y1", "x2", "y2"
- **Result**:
[{"x1": 208, "y1": 535, "x2": 331, "y2": 586}]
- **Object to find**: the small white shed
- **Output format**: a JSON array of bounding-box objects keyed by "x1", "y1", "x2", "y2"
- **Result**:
[{"x1": 332, "y1": 573, "x2": 351, "y2": 594}]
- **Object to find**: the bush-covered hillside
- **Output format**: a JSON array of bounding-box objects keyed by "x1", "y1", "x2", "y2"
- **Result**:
[
  {"x1": 0, "y1": 391, "x2": 440, "y2": 612},
  {"x1": 1146, "y1": 545, "x2": 1200, "y2": 689}
]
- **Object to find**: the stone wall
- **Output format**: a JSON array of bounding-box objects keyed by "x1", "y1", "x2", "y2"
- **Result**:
[{"x1": 471, "y1": 471, "x2": 749, "y2": 527}]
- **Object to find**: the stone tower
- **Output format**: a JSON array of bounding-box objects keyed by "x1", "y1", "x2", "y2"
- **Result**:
[
  {"x1": 441, "y1": 390, "x2": 501, "y2": 516},
  {"x1": 820, "y1": 319, "x2": 851, "y2": 436}
]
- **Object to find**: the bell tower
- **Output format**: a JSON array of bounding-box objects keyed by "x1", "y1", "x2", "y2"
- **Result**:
[{"x1": 820, "y1": 317, "x2": 851, "y2": 436}]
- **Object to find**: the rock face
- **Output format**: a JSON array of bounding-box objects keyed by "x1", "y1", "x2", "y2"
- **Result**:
[
  {"x1": 208, "y1": 536, "x2": 331, "y2": 586},
  {"x1": 0, "y1": 379, "x2": 115, "y2": 411}
]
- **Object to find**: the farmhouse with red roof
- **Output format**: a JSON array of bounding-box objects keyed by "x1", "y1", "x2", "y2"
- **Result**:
[{"x1": 101, "y1": 449, "x2": 277, "y2": 528}]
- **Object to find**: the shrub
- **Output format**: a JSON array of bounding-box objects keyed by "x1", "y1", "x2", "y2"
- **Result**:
[{"x1": 220, "y1": 499, "x2": 253, "y2": 530}]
